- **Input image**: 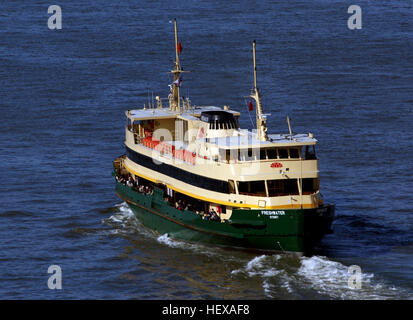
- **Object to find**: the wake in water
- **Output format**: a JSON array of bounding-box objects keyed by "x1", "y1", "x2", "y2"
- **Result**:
[
  {"x1": 231, "y1": 254, "x2": 410, "y2": 299},
  {"x1": 104, "y1": 202, "x2": 215, "y2": 247},
  {"x1": 101, "y1": 202, "x2": 145, "y2": 236},
  {"x1": 103, "y1": 202, "x2": 259, "y2": 264},
  {"x1": 103, "y1": 202, "x2": 412, "y2": 299}
]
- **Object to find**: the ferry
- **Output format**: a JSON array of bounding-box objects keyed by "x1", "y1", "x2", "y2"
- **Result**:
[{"x1": 113, "y1": 19, "x2": 335, "y2": 254}]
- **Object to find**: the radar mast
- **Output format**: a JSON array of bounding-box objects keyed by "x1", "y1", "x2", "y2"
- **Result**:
[{"x1": 250, "y1": 40, "x2": 268, "y2": 141}]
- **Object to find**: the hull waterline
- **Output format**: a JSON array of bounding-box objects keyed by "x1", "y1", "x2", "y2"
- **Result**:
[{"x1": 115, "y1": 180, "x2": 334, "y2": 254}]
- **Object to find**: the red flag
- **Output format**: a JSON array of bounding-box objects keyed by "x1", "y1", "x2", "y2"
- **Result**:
[
  {"x1": 177, "y1": 42, "x2": 183, "y2": 54},
  {"x1": 248, "y1": 101, "x2": 253, "y2": 111}
]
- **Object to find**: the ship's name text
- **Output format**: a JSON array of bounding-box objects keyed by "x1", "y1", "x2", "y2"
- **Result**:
[{"x1": 261, "y1": 210, "x2": 285, "y2": 219}]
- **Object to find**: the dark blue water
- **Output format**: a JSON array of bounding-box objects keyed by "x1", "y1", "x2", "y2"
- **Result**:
[{"x1": 1, "y1": 0, "x2": 412, "y2": 299}]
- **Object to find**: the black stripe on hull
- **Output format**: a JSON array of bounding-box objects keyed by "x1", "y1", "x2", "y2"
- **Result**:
[{"x1": 125, "y1": 145, "x2": 229, "y2": 194}]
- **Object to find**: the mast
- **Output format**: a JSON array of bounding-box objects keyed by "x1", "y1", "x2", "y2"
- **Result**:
[
  {"x1": 170, "y1": 18, "x2": 183, "y2": 112},
  {"x1": 250, "y1": 40, "x2": 268, "y2": 141}
]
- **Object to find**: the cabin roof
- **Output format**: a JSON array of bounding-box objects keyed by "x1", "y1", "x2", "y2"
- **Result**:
[
  {"x1": 127, "y1": 108, "x2": 176, "y2": 121},
  {"x1": 126, "y1": 106, "x2": 240, "y2": 122},
  {"x1": 203, "y1": 131, "x2": 317, "y2": 149}
]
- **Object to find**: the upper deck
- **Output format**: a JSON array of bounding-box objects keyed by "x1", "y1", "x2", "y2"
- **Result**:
[
  {"x1": 126, "y1": 105, "x2": 240, "y2": 122},
  {"x1": 204, "y1": 130, "x2": 317, "y2": 150}
]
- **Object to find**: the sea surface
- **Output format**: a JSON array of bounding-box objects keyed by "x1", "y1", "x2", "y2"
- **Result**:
[{"x1": 0, "y1": 0, "x2": 412, "y2": 299}]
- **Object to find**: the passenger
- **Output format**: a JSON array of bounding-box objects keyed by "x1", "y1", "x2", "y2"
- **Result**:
[
  {"x1": 203, "y1": 211, "x2": 211, "y2": 220},
  {"x1": 209, "y1": 209, "x2": 220, "y2": 221}
]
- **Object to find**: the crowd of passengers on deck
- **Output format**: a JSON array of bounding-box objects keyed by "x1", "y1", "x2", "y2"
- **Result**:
[
  {"x1": 116, "y1": 174, "x2": 154, "y2": 195},
  {"x1": 116, "y1": 172, "x2": 221, "y2": 222},
  {"x1": 172, "y1": 199, "x2": 220, "y2": 221}
]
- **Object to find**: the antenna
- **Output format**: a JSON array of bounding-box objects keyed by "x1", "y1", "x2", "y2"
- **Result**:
[
  {"x1": 167, "y1": 19, "x2": 191, "y2": 113},
  {"x1": 174, "y1": 18, "x2": 179, "y2": 70},
  {"x1": 286, "y1": 115, "x2": 292, "y2": 140},
  {"x1": 250, "y1": 40, "x2": 268, "y2": 141},
  {"x1": 169, "y1": 18, "x2": 181, "y2": 112}
]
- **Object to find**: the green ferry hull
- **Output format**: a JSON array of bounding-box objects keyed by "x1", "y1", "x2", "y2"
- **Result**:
[{"x1": 115, "y1": 181, "x2": 334, "y2": 254}]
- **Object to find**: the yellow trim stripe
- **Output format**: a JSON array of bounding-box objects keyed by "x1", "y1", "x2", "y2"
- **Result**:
[
  {"x1": 123, "y1": 161, "x2": 317, "y2": 210},
  {"x1": 123, "y1": 161, "x2": 159, "y2": 184}
]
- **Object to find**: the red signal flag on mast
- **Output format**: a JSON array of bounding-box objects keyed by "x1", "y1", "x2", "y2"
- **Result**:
[
  {"x1": 248, "y1": 101, "x2": 254, "y2": 111},
  {"x1": 177, "y1": 42, "x2": 183, "y2": 54}
]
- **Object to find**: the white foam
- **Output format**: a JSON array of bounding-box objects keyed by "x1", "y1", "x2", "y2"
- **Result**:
[
  {"x1": 103, "y1": 204, "x2": 239, "y2": 262},
  {"x1": 232, "y1": 255, "x2": 281, "y2": 277},
  {"x1": 102, "y1": 202, "x2": 140, "y2": 233},
  {"x1": 231, "y1": 254, "x2": 289, "y2": 298},
  {"x1": 157, "y1": 233, "x2": 184, "y2": 248},
  {"x1": 297, "y1": 255, "x2": 407, "y2": 300},
  {"x1": 231, "y1": 254, "x2": 410, "y2": 299},
  {"x1": 155, "y1": 233, "x2": 218, "y2": 258}
]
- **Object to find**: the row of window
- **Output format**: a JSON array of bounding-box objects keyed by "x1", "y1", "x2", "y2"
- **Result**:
[
  {"x1": 127, "y1": 146, "x2": 318, "y2": 197},
  {"x1": 219, "y1": 145, "x2": 316, "y2": 162},
  {"x1": 209, "y1": 120, "x2": 239, "y2": 130},
  {"x1": 228, "y1": 178, "x2": 319, "y2": 197}
]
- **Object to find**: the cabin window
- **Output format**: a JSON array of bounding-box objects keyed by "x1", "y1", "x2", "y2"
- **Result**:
[
  {"x1": 305, "y1": 145, "x2": 317, "y2": 160},
  {"x1": 267, "y1": 180, "x2": 283, "y2": 196},
  {"x1": 259, "y1": 148, "x2": 267, "y2": 160},
  {"x1": 247, "y1": 148, "x2": 253, "y2": 159},
  {"x1": 237, "y1": 181, "x2": 248, "y2": 194},
  {"x1": 238, "y1": 149, "x2": 248, "y2": 161},
  {"x1": 289, "y1": 148, "x2": 300, "y2": 159},
  {"x1": 278, "y1": 148, "x2": 289, "y2": 159},
  {"x1": 237, "y1": 180, "x2": 266, "y2": 196},
  {"x1": 284, "y1": 179, "x2": 299, "y2": 194},
  {"x1": 301, "y1": 178, "x2": 319, "y2": 194},
  {"x1": 226, "y1": 150, "x2": 231, "y2": 163},
  {"x1": 267, "y1": 179, "x2": 299, "y2": 196},
  {"x1": 267, "y1": 148, "x2": 277, "y2": 159},
  {"x1": 249, "y1": 181, "x2": 267, "y2": 196}
]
